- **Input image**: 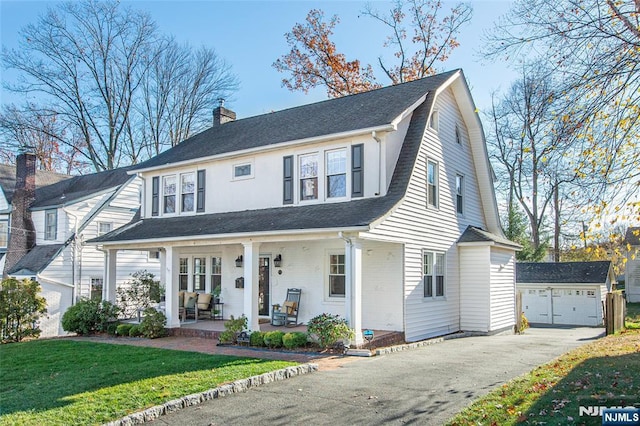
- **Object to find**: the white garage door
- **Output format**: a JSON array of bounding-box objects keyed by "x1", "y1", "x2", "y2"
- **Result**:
[
  {"x1": 522, "y1": 288, "x2": 551, "y2": 324},
  {"x1": 552, "y1": 289, "x2": 600, "y2": 326}
]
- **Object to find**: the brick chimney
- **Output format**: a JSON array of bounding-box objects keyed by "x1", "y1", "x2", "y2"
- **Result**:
[
  {"x1": 213, "y1": 98, "x2": 236, "y2": 126},
  {"x1": 3, "y1": 150, "x2": 37, "y2": 276}
]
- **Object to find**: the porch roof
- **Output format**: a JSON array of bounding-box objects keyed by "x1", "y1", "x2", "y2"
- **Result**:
[
  {"x1": 89, "y1": 195, "x2": 398, "y2": 244},
  {"x1": 6, "y1": 243, "x2": 65, "y2": 275}
]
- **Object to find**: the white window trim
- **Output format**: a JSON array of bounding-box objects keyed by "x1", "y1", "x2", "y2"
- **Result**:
[
  {"x1": 455, "y1": 174, "x2": 464, "y2": 216},
  {"x1": 45, "y1": 209, "x2": 57, "y2": 241},
  {"x1": 427, "y1": 159, "x2": 439, "y2": 209},
  {"x1": 325, "y1": 148, "x2": 348, "y2": 200},
  {"x1": 423, "y1": 250, "x2": 446, "y2": 300},
  {"x1": 162, "y1": 175, "x2": 177, "y2": 216},
  {"x1": 455, "y1": 123, "x2": 462, "y2": 145},
  {"x1": 0, "y1": 220, "x2": 8, "y2": 248},
  {"x1": 429, "y1": 109, "x2": 439, "y2": 132},
  {"x1": 299, "y1": 152, "x2": 320, "y2": 203},
  {"x1": 325, "y1": 250, "x2": 346, "y2": 301},
  {"x1": 179, "y1": 172, "x2": 196, "y2": 214},
  {"x1": 97, "y1": 221, "x2": 113, "y2": 236},
  {"x1": 232, "y1": 161, "x2": 254, "y2": 181}
]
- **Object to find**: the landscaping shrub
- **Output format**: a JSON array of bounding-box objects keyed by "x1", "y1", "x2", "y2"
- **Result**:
[
  {"x1": 61, "y1": 299, "x2": 120, "y2": 335},
  {"x1": 283, "y1": 332, "x2": 308, "y2": 349},
  {"x1": 106, "y1": 322, "x2": 119, "y2": 336},
  {"x1": 249, "y1": 330, "x2": 265, "y2": 347},
  {"x1": 139, "y1": 308, "x2": 167, "y2": 338},
  {"x1": 129, "y1": 325, "x2": 142, "y2": 337},
  {"x1": 218, "y1": 315, "x2": 247, "y2": 344},
  {"x1": 263, "y1": 330, "x2": 284, "y2": 348},
  {"x1": 307, "y1": 313, "x2": 354, "y2": 349},
  {"x1": 116, "y1": 323, "x2": 133, "y2": 337},
  {"x1": 116, "y1": 271, "x2": 163, "y2": 319},
  {"x1": 0, "y1": 278, "x2": 47, "y2": 343}
]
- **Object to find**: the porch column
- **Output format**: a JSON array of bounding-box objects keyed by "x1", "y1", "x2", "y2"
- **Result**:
[
  {"x1": 163, "y1": 246, "x2": 179, "y2": 328},
  {"x1": 243, "y1": 242, "x2": 261, "y2": 332},
  {"x1": 344, "y1": 238, "x2": 364, "y2": 346},
  {"x1": 103, "y1": 249, "x2": 117, "y2": 303}
]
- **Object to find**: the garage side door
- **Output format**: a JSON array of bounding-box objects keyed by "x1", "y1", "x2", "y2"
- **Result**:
[
  {"x1": 522, "y1": 288, "x2": 551, "y2": 324},
  {"x1": 552, "y1": 289, "x2": 600, "y2": 326}
]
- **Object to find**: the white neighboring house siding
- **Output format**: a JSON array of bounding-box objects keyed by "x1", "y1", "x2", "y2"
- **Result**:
[
  {"x1": 489, "y1": 248, "x2": 516, "y2": 331},
  {"x1": 627, "y1": 247, "x2": 640, "y2": 302},
  {"x1": 459, "y1": 245, "x2": 490, "y2": 331},
  {"x1": 366, "y1": 88, "x2": 489, "y2": 342}
]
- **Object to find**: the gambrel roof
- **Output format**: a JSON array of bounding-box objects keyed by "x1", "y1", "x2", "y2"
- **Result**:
[{"x1": 516, "y1": 261, "x2": 612, "y2": 284}]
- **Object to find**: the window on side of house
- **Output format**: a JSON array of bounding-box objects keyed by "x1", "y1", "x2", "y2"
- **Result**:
[
  {"x1": 233, "y1": 163, "x2": 253, "y2": 179},
  {"x1": 181, "y1": 173, "x2": 195, "y2": 213},
  {"x1": 163, "y1": 175, "x2": 176, "y2": 214},
  {"x1": 455, "y1": 174, "x2": 464, "y2": 215},
  {"x1": 211, "y1": 256, "x2": 222, "y2": 293},
  {"x1": 45, "y1": 209, "x2": 57, "y2": 240},
  {"x1": 329, "y1": 253, "x2": 346, "y2": 297},
  {"x1": 424, "y1": 251, "x2": 446, "y2": 298},
  {"x1": 193, "y1": 257, "x2": 206, "y2": 292},
  {"x1": 0, "y1": 220, "x2": 8, "y2": 248},
  {"x1": 455, "y1": 124, "x2": 462, "y2": 145},
  {"x1": 179, "y1": 258, "x2": 189, "y2": 291},
  {"x1": 430, "y1": 110, "x2": 439, "y2": 132},
  {"x1": 90, "y1": 278, "x2": 103, "y2": 301},
  {"x1": 299, "y1": 153, "x2": 318, "y2": 201},
  {"x1": 97, "y1": 222, "x2": 112, "y2": 236},
  {"x1": 326, "y1": 149, "x2": 347, "y2": 198},
  {"x1": 427, "y1": 160, "x2": 438, "y2": 208}
]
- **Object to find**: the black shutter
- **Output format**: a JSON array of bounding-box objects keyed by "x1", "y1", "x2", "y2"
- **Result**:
[
  {"x1": 196, "y1": 170, "x2": 206, "y2": 212},
  {"x1": 351, "y1": 144, "x2": 364, "y2": 197},
  {"x1": 283, "y1": 155, "x2": 293, "y2": 204},
  {"x1": 151, "y1": 176, "x2": 159, "y2": 216}
]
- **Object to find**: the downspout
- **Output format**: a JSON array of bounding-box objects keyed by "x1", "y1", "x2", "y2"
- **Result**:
[
  {"x1": 138, "y1": 174, "x2": 146, "y2": 217},
  {"x1": 372, "y1": 131, "x2": 382, "y2": 196},
  {"x1": 62, "y1": 206, "x2": 79, "y2": 303},
  {"x1": 338, "y1": 231, "x2": 353, "y2": 329}
]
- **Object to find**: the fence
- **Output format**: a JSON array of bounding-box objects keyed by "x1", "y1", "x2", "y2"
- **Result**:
[{"x1": 605, "y1": 292, "x2": 626, "y2": 335}]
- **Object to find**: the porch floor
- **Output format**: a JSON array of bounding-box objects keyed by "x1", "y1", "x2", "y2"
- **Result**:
[{"x1": 168, "y1": 318, "x2": 405, "y2": 349}]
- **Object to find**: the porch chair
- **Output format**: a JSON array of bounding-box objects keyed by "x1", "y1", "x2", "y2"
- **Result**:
[{"x1": 271, "y1": 288, "x2": 301, "y2": 327}]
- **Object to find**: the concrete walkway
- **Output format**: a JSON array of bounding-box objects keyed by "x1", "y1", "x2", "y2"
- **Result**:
[{"x1": 107, "y1": 326, "x2": 603, "y2": 425}]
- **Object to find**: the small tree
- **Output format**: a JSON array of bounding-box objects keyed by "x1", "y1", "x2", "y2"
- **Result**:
[
  {"x1": 116, "y1": 270, "x2": 162, "y2": 319},
  {"x1": 0, "y1": 278, "x2": 47, "y2": 343}
]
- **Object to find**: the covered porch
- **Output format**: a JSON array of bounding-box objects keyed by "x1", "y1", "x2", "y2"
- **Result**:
[{"x1": 101, "y1": 232, "x2": 405, "y2": 347}]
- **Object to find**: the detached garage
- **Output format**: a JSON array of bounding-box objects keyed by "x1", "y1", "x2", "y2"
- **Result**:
[{"x1": 516, "y1": 261, "x2": 614, "y2": 327}]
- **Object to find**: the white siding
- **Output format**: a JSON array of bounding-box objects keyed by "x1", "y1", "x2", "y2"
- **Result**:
[
  {"x1": 459, "y1": 245, "x2": 490, "y2": 332},
  {"x1": 489, "y1": 248, "x2": 516, "y2": 331},
  {"x1": 38, "y1": 280, "x2": 73, "y2": 338},
  {"x1": 626, "y1": 249, "x2": 640, "y2": 302},
  {"x1": 367, "y1": 88, "x2": 490, "y2": 341}
]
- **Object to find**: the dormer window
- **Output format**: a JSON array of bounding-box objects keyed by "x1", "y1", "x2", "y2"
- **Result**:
[
  {"x1": 300, "y1": 153, "x2": 318, "y2": 201},
  {"x1": 45, "y1": 209, "x2": 57, "y2": 240},
  {"x1": 430, "y1": 110, "x2": 439, "y2": 132},
  {"x1": 163, "y1": 176, "x2": 176, "y2": 214},
  {"x1": 181, "y1": 173, "x2": 195, "y2": 212}
]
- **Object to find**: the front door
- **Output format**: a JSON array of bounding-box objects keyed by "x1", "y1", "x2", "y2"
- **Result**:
[{"x1": 258, "y1": 257, "x2": 270, "y2": 315}]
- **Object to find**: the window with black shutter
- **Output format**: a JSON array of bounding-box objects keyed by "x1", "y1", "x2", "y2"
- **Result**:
[
  {"x1": 351, "y1": 144, "x2": 364, "y2": 197},
  {"x1": 196, "y1": 170, "x2": 206, "y2": 212},
  {"x1": 151, "y1": 176, "x2": 159, "y2": 216},
  {"x1": 283, "y1": 155, "x2": 293, "y2": 204}
]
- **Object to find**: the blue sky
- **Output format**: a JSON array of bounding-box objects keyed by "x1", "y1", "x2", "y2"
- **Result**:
[{"x1": 0, "y1": 0, "x2": 516, "y2": 119}]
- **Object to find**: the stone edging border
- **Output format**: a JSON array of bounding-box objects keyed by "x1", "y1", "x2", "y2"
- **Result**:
[
  {"x1": 375, "y1": 331, "x2": 472, "y2": 355},
  {"x1": 104, "y1": 363, "x2": 319, "y2": 426}
]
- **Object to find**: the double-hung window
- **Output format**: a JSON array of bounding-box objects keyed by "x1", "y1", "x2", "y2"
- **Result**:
[
  {"x1": 179, "y1": 258, "x2": 189, "y2": 291},
  {"x1": 455, "y1": 174, "x2": 464, "y2": 215},
  {"x1": 163, "y1": 176, "x2": 176, "y2": 214},
  {"x1": 0, "y1": 220, "x2": 8, "y2": 248},
  {"x1": 427, "y1": 160, "x2": 438, "y2": 208},
  {"x1": 45, "y1": 209, "x2": 57, "y2": 240},
  {"x1": 181, "y1": 173, "x2": 195, "y2": 213},
  {"x1": 326, "y1": 149, "x2": 347, "y2": 198},
  {"x1": 211, "y1": 256, "x2": 222, "y2": 292},
  {"x1": 424, "y1": 251, "x2": 445, "y2": 298},
  {"x1": 300, "y1": 153, "x2": 318, "y2": 200},
  {"x1": 90, "y1": 278, "x2": 103, "y2": 301},
  {"x1": 193, "y1": 257, "x2": 206, "y2": 291},
  {"x1": 329, "y1": 254, "x2": 346, "y2": 297},
  {"x1": 98, "y1": 222, "x2": 112, "y2": 236}
]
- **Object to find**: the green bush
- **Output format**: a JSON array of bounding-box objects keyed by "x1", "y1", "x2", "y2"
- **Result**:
[
  {"x1": 106, "y1": 322, "x2": 119, "y2": 336},
  {"x1": 116, "y1": 271, "x2": 163, "y2": 319},
  {"x1": 129, "y1": 325, "x2": 142, "y2": 337},
  {"x1": 61, "y1": 299, "x2": 120, "y2": 335},
  {"x1": 0, "y1": 278, "x2": 47, "y2": 343},
  {"x1": 218, "y1": 315, "x2": 247, "y2": 344},
  {"x1": 139, "y1": 308, "x2": 167, "y2": 338},
  {"x1": 307, "y1": 313, "x2": 354, "y2": 349},
  {"x1": 263, "y1": 330, "x2": 285, "y2": 348},
  {"x1": 115, "y1": 323, "x2": 133, "y2": 336},
  {"x1": 249, "y1": 331, "x2": 265, "y2": 347},
  {"x1": 283, "y1": 332, "x2": 308, "y2": 349}
]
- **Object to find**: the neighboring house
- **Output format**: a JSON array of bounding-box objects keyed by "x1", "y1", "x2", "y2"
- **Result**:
[
  {"x1": 516, "y1": 261, "x2": 614, "y2": 327},
  {"x1": 91, "y1": 69, "x2": 520, "y2": 344},
  {"x1": 2, "y1": 153, "x2": 160, "y2": 337},
  {"x1": 625, "y1": 227, "x2": 640, "y2": 302}
]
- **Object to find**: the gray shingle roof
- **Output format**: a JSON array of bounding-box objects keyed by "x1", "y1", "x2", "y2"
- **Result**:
[
  {"x1": 0, "y1": 164, "x2": 70, "y2": 205},
  {"x1": 516, "y1": 261, "x2": 612, "y2": 284},
  {"x1": 131, "y1": 70, "x2": 460, "y2": 171},
  {"x1": 7, "y1": 244, "x2": 65, "y2": 275},
  {"x1": 458, "y1": 225, "x2": 522, "y2": 249},
  {"x1": 625, "y1": 227, "x2": 640, "y2": 246}
]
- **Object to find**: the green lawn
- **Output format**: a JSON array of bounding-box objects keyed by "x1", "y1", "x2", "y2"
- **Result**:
[
  {"x1": 448, "y1": 305, "x2": 640, "y2": 425},
  {"x1": 626, "y1": 302, "x2": 640, "y2": 329},
  {"x1": 0, "y1": 339, "x2": 297, "y2": 426}
]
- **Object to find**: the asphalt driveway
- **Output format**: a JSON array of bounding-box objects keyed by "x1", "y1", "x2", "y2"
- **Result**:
[{"x1": 151, "y1": 326, "x2": 603, "y2": 425}]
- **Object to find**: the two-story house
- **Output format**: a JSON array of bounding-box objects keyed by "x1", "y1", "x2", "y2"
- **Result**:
[
  {"x1": 2, "y1": 153, "x2": 160, "y2": 337},
  {"x1": 91, "y1": 69, "x2": 520, "y2": 344}
]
